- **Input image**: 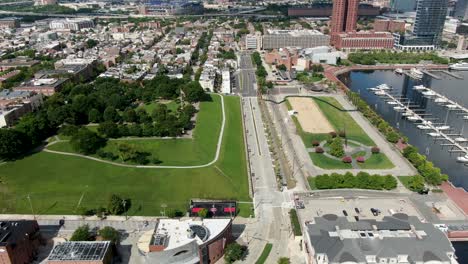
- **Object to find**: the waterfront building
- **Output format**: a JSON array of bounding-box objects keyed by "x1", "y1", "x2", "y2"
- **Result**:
[
  {"x1": 394, "y1": 0, "x2": 448, "y2": 50},
  {"x1": 305, "y1": 215, "x2": 458, "y2": 264},
  {"x1": 334, "y1": 32, "x2": 394, "y2": 51},
  {"x1": 262, "y1": 30, "x2": 330, "y2": 50}
]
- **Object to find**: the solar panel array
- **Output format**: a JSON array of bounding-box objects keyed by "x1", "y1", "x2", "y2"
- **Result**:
[{"x1": 47, "y1": 241, "x2": 110, "y2": 261}]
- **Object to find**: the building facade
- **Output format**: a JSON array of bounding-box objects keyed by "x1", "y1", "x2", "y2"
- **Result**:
[
  {"x1": 334, "y1": 32, "x2": 394, "y2": 51},
  {"x1": 262, "y1": 30, "x2": 330, "y2": 49},
  {"x1": 0, "y1": 18, "x2": 20, "y2": 29},
  {"x1": 412, "y1": 0, "x2": 448, "y2": 45},
  {"x1": 455, "y1": 0, "x2": 468, "y2": 21},
  {"x1": 245, "y1": 34, "x2": 259, "y2": 50},
  {"x1": 49, "y1": 18, "x2": 95, "y2": 31},
  {"x1": 390, "y1": 0, "x2": 417, "y2": 12},
  {"x1": 373, "y1": 19, "x2": 406, "y2": 33},
  {"x1": 330, "y1": 0, "x2": 360, "y2": 34}
]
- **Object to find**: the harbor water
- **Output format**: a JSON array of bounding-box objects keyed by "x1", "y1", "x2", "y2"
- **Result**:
[{"x1": 339, "y1": 70, "x2": 468, "y2": 190}]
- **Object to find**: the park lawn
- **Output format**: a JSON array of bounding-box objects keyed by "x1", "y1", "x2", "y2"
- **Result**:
[
  {"x1": 352, "y1": 151, "x2": 367, "y2": 158},
  {"x1": 50, "y1": 95, "x2": 222, "y2": 166},
  {"x1": 139, "y1": 100, "x2": 180, "y2": 114},
  {"x1": 309, "y1": 153, "x2": 352, "y2": 169},
  {"x1": 313, "y1": 97, "x2": 374, "y2": 146},
  {"x1": 357, "y1": 153, "x2": 394, "y2": 169},
  {"x1": 398, "y1": 176, "x2": 413, "y2": 191},
  {"x1": 0, "y1": 95, "x2": 250, "y2": 216},
  {"x1": 308, "y1": 177, "x2": 317, "y2": 190}
]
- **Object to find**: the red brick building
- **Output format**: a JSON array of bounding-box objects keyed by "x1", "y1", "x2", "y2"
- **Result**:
[
  {"x1": 331, "y1": 0, "x2": 360, "y2": 44},
  {"x1": 334, "y1": 32, "x2": 394, "y2": 51},
  {"x1": 374, "y1": 19, "x2": 406, "y2": 33},
  {"x1": 0, "y1": 220, "x2": 42, "y2": 264}
]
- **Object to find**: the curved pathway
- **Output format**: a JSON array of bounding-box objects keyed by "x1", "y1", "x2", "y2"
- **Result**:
[{"x1": 43, "y1": 94, "x2": 226, "y2": 169}]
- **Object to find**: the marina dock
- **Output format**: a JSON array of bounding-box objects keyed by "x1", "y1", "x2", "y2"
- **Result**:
[{"x1": 370, "y1": 85, "x2": 468, "y2": 157}]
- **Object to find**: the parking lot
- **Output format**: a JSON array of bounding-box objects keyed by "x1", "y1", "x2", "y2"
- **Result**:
[{"x1": 298, "y1": 197, "x2": 422, "y2": 222}]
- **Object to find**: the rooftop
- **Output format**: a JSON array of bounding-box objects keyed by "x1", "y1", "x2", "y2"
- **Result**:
[
  {"x1": 47, "y1": 241, "x2": 111, "y2": 261},
  {"x1": 0, "y1": 220, "x2": 39, "y2": 246},
  {"x1": 307, "y1": 215, "x2": 456, "y2": 263},
  {"x1": 266, "y1": 29, "x2": 324, "y2": 36}
]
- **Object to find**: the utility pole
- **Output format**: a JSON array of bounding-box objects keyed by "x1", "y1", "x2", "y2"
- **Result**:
[
  {"x1": 27, "y1": 194, "x2": 35, "y2": 219},
  {"x1": 123, "y1": 200, "x2": 127, "y2": 221}
]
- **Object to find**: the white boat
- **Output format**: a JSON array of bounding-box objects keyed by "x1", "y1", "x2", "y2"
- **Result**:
[
  {"x1": 393, "y1": 106, "x2": 405, "y2": 111},
  {"x1": 409, "y1": 68, "x2": 424, "y2": 79},
  {"x1": 435, "y1": 125, "x2": 450, "y2": 130},
  {"x1": 455, "y1": 137, "x2": 468, "y2": 143},
  {"x1": 407, "y1": 116, "x2": 419, "y2": 121},
  {"x1": 395, "y1": 68, "x2": 404, "y2": 74},
  {"x1": 446, "y1": 104, "x2": 458, "y2": 109},
  {"x1": 434, "y1": 97, "x2": 448, "y2": 104},
  {"x1": 377, "y1": 84, "x2": 391, "y2": 90},
  {"x1": 464, "y1": 116, "x2": 468, "y2": 120},
  {"x1": 428, "y1": 132, "x2": 441, "y2": 137},
  {"x1": 375, "y1": 90, "x2": 386, "y2": 96},
  {"x1": 402, "y1": 111, "x2": 413, "y2": 116},
  {"x1": 417, "y1": 125, "x2": 431, "y2": 130},
  {"x1": 449, "y1": 62, "x2": 468, "y2": 71},
  {"x1": 413, "y1": 85, "x2": 427, "y2": 91},
  {"x1": 387, "y1": 101, "x2": 399, "y2": 105},
  {"x1": 368, "y1": 88, "x2": 379, "y2": 91},
  {"x1": 456, "y1": 155, "x2": 468, "y2": 163},
  {"x1": 422, "y1": 90, "x2": 436, "y2": 97}
]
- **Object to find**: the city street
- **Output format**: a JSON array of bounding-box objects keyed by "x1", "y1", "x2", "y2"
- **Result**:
[{"x1": 237, "y1": 52, "x2": 257, "y2": 97}]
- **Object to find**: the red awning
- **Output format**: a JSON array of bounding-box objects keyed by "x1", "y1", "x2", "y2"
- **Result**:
[
  {"x1": 224, "y1": 207, "x2": 236, "y2": 213},
  {"x1": 191, "y1": 208, "x2": 202, "y2": 213}
]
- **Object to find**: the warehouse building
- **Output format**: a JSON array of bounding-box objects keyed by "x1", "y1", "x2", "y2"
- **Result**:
[{"x1": 262, "y1": 30, "x2": 330, "y2": 50}]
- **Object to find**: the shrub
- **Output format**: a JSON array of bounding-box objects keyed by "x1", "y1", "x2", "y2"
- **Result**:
[
  {"x1": 329, "y1": 131, "x2": 337, "y2": 138},
  {"x1": 70, "y1": 224, "x2": 93, "y2": 241},
  {"x1": 338, "y1": 130, "x2": 346, "y2": 137},
  {"x1": 98, "y1": 226, "x2": 121, "y2": 244},
  {"x1": 342, "y1": 156, "x2": 352, "y2": 163},
  {"x1": 224, "y1": 242, "x2": 246, "y2": 264},
  {"x1": 356, "y1": 156, "x2": 365, "y2": 163},
  {"x1": 371, "y1": 147, "x2": 380, "y2": 154},
  {"x1": 315, "y1": 147, "x2": 324, "y2": 153},
  {"x1": 311, "y1": 140, "x2": 320, "y2": 146},
  {"x1": 329, "y1": 137, "x2": 345, "y2": 158}
]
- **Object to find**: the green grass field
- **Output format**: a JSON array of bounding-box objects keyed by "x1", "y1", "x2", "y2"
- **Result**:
[
  {"x1": 255, "y1": 243, "x2": 273, "y2": 264},
  {"x1": 286, "y1": 97, "x2": 394, "y2": 170},
  {"x1": 138, "y1": 100, "x2": 180, "y2": 114},
  {"x1": 50, "y1": 95, "x2": 222, "y2": 166},
  {"x1": 0, "y1": 95, "x2": 251, "y2": 216}
]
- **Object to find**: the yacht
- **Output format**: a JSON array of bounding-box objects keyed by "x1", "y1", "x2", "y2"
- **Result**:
[
  {"x1": 428, "y1": 132, "x2": 441, "y2": 137},
  {"x1": 435, "y1": 125, "x2": 450, "y2": 131},
  {"x1": 393, "y1": 106, "x2": 405, "y2": 112},
  {"x1": 402, "y1": 111, "x2": 413, "y2": 116},
  {"x1": 456, "y1": 154, "x2": 468, "y2": 163},
  {"x1": 464, "y1": 116, "x2": 468, "y2": 120},
  {"x1": 377, "y1": 84, "x2": 391, "y2": 90},
  {"x1": 413, "y1": 85, "x2": 427, "y2": 91},
  {"x1": 409, "y1": 68, "x2": 424, "y2": 79},
  {"x1": 395, "y1": 68, "x2": 404, "y2": 74},
  {"x1": 446, "y1": 104, "x2": 458, "y2": 110},
  {"x1": 387, "y1": 101, "x2": 399, "y2": 105},
  {"x1": 434, "y1": 97, "x2": 448, "y2": 104},
  {"x1": 417, "y1": 125, "x2": 432, "y2": 130},
  {"x1": 449, "y1": 62, "x2": 468, "y2": 71},
  {"x1": 455, "y1": 137, "x2": 468, "y2": 143},
  {"x1": 368, "y1": 87, "x2": 379, "y2": 91},
  {"x1": 375, "y1": 90, "x2": 386, "y2": 96},
  {"x1": 407, "y1": 116, "x2": 419, "y2": 121},
  {"x1": 422, "y1": 90, "x2": 436, "y2": 97}
]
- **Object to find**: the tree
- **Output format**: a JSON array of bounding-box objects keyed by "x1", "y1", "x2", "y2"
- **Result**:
[
  {"x1": 383, "y1": 175, "x2": 397, "y2": 190},
  {"x1": 0, "y1": 129, "x2": 29, "y2": 160},
  {"x1": 198, "y1": 208, "x2": 208, "y2": 218},
  {"x1": 103, "y1": 106, "x2": 119, "y2": 122},
  {"x1": 278, "y1": 257, "x2": 291, "y2": 264},
  {"x1": 98, "y1": 226, "x2": 121, "y2": 244},
  {"x1": 70, "y1": 128, "x2": 106, "y2": 155},
  {"x1": 183, "y1": 81, "x2": 206, "y2": 103},
  {"x1": 88, "y1": 108, "x2": 101, "y2": 123},
  {"x1": 122, "y1": 108, "x2": 137, "y2": 123},
  {"x1": 408, "y1": 175, "x2": 425, "y2": 192},
  {"x1": 86, "y1": 39, "x2": 98, "y2": 49},
  {"x1": 329, "y1": 137, "x2": 344, "y2": 158},
  {"x1": 224, "y1": 242, "x2": 245, "y2": 264},
  {"x1": 70, "y1": 224, "x2": 93, "y2": 241},
  {"x1": 107, "y1": 194, "x2": 131, "y2": 215},
  {"x1": 98, "y1": 122, "x2": 120, "y2": 138},
  {"x1": 277, "y1": 64, "x2": 287, "y2": 71}
]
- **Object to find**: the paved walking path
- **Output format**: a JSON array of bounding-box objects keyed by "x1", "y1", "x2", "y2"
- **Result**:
[{"x1": 43, "y1": 94, "x2": 226, "y2": 169}]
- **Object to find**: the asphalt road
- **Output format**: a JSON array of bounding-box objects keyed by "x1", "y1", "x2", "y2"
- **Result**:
[{"x1": 237, "y1": 53, "x2": 258, "y2": 97}]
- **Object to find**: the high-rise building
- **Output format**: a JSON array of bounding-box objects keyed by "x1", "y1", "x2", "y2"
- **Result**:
[
  {"x1": 390, "y1": 0, "x2": 417, "y2": 12},
  {"x1": 330, "y1": 0, "x2": 360, "y2": 34},
  {"x1": 413, "y1": 0, "x2": 448, "y2": 45},
  {"x1": 455, "y1": 0, "x2": 468, "y2": 21}
]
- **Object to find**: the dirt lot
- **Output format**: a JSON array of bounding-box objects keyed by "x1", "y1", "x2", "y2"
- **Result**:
[{"x1": 288, "y1": 97, "x2": 334, "y2": 134}]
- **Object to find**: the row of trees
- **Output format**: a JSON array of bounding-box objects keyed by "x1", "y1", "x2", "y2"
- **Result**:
[
  {"x1": 347, "y1": 90, "x2": 447, "y2": 186},
  {"x1": 71, "y1": 225, "x2": 121, "y2": 244},
  {"x1": 348, "y1": 51, "x2": 449, "y2": 65},
  {"x1": 251, "y1": 52, "x2": 270, "y2": 92},
  {"x1": 313, "y1": 172, "x2": 397, "y2": 190},
  {"x1": 403, "y1": 146, "x2": 448, "y2": 186}
]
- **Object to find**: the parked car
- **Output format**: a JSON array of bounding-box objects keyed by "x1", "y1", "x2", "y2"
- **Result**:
[
  {"x1": 354, "y1": 207, "x2": 360, "y2": 213},
  {"x1": 342, "y1": 210, "x2": 348, "y2": 216}
]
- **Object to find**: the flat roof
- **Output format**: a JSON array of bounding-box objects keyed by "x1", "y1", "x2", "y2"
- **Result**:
[
  {"x1": 266, "y1": 29, "x2": 324, "y2": 36},
  {"x1": 0, "y1": 220, "x2": 38, "y2": 246},
  {"x1": 47, "y1": 241, "x2": 110, "y2": 261}
]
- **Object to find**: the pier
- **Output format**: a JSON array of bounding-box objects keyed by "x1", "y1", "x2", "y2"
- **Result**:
[
  {"x1": 371, "y1": 86, "x2": 468, "y2": 156},
  {"x1": 421, "y1": 70, "x2": 442, "y2": 79},
  {"x1": 433, "y1": 70, "x2": 464, "y2": 79}
]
